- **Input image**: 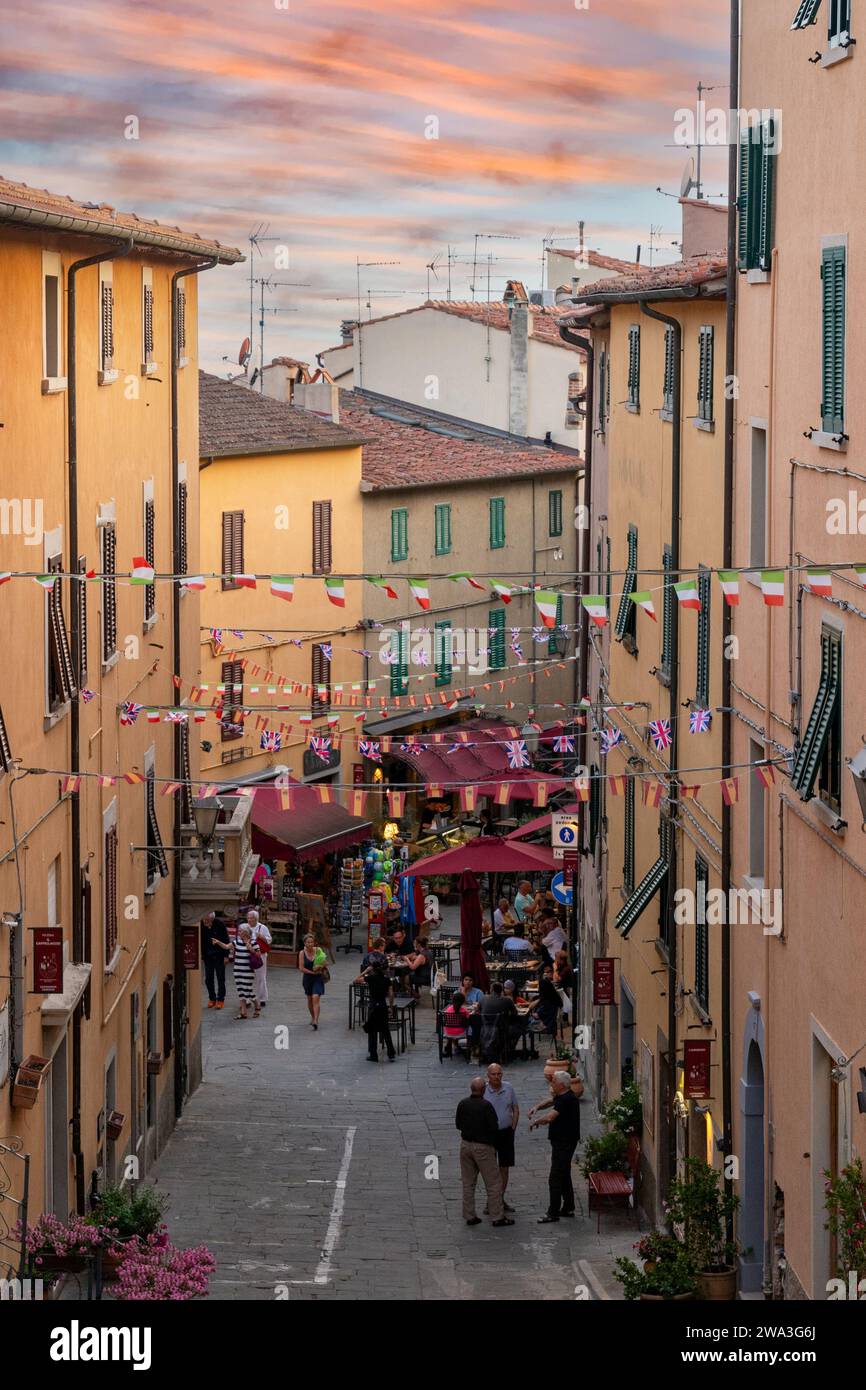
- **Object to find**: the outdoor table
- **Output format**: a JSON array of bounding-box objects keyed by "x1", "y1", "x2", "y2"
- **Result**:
[
  {"x1": 430, "y1": 938, "x2": 461, "y2": 978},
  {"x1": 390, "y1": 995, "x2": 417, "y2": 1046}
]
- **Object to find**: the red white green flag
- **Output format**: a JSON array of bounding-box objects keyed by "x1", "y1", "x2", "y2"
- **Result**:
[
  {"x1": 674, "y1": 579, "x2": 701, "y2": 611},
  {"x1": 760, "y1": 570, "x2": 785, "y2": 606},
  {"x1": 270, "y1": 575, "x2": 294, "y2": 601},
  {"x1": 366, "y1": 576, "x2": 398, "y2": 599},
  {"x1": 130, "y1": 556, "x2": 155, "y2": 585},
  {"x1": 325, "y1": 577, "x2": 345, "y2": 607},
  {"x1": 490, "y1": 580, "x2": 513, "y2": 603},
  {"x1": 448, "y1": 573, "x2": 485, "y2": 590},
  {"x1": 804, "y1": 569, "x2": 832, "y2": 596},
  {"x1": 409, "y1": 577, "x2": 430, "y2": 610},
  {"x1": 581, "y1": 595, "x2": 608, "y2": 626},
  {"x1": 717, "y1": 571, "x2": 740, "y2": 606},
  {"x1": 181, "y1": 575, "x2": 206, "y2": 592},
  {"x1": 534, "y1": 590, "x2": 559, "y2": 628},
  {"x1": 232, "y1": 574, "x2": 257, "y2": 589},
  {"x1": 629, "y1": 591, "x2": 656, "y2": 621}
]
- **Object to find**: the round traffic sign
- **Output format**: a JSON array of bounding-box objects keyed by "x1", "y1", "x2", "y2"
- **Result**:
[{"x1": 551, "y1": 871, "x2": 573, "y2": 906}]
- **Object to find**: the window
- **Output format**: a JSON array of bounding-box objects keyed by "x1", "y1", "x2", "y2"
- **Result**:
[
  {"x1": 0, "y1": 704, "x2": 12, "y2": 774},
  {"x1": 143, "y1": 483, "x2": 156, "y2": 625},
  {"x1": 750, "y1": 427, "x2": 767, "y2": 568},
  {"x1": 588, "y1": 765, "x2": 600, "y2": 855},
  {"x1": 42, "y1": 250, "x2": 64, "y2": 386},
  {"x1": 221, "y1": 509, "x2": 244, "y2": 591},
  {"x1": 695, "y1": 856, "x2": 709, "y2": 1012},
  {"x1": 697, "y1": 326, "x2": 714, "y2": 425},
  {"x1": 738, "y1": 122, "x2": 776, "y2": 274},
  {"x1": 434, "y1": 503, "x2": 452, "y2": 556},
  {"x1": 145, "y1": 752, "x2": 169, "y2": 891},
  {"x1": 142, "y1": 266, "x2": 155, "y2": 370},
  {"x1": 489, "y1": 497, "x2": 506, "y2": 550},
  {"x1": 220, "y1": 660, "x2": 244, "y2": 740},
  {"x1": 178, "y1": 720, "x2": 192, "y2": 826},
  {"x1": 389, "y1": 623, "x2": 409, "y2": 697},
  {"x1": 597, "y1": 350, "x2": 607, "y2": 432},
  {"x1": 660, "y1": 544, "x2": 674, "y2": 680},
  {"x1": 312, "y1": 500, "x2": 332, "y2": 574},
  {"x1": 104, "y1": 805, "x2": 118, "y2": 967},
  {"x1": 102, "y1": 524, "x2": 117, "y2": 664},
  {"x1": 791, "y1": 626, "x2": 841, "y2": 802},
  {"x1": 548, "y1": 594, "x2": 565, "y2": 657},
  {"x1": 627, "y1": 325, "x2": 640, "y2": 409},
  {"x1": 662, "y1": 324, "x2": 675, "y2": 418},
  {"x1": 174, "y1": 282, "x2": 187, "y2": 365},
  {"x1": 77, "y1": 555, "x2": 88, "y2": 686},
  {"x1": 488, "y1": 609, "x2": 506, "y2": 671},
  {"x1": 390, "y1": 507, "x2": 409, "y2": 562},
  {"x1": 821, "y1": 244, "x2": 846, "y2": 434},
  {"x1": 99, "y1": 265, "x2": 115, "y2": 375},
  {"x1": 696, "y1": 567, "x2": 711, "y2": 708},
  {"x1": 548, "y1": 490, "x2": 563, "y2": 538},
  {"x1": 623, "y1": 777, "x2": 635, "y2": 895},
  {"x1": 829, "y1": 0, "x2": 852, "y2": 45},
  {"x1": 177, "y1": 478, "x2": 189, "y2": 578},
  {"x1": 311, "y1": 644, "x2": 331, "y2": 712},
  {"x1": 749, "y1": 739, "x2": 766, "y2": 878},
  {"x1": 46, "y1": 554, "x2": 76, "y2": 712},
  {"x1": 819, "y1": 635, "x2": 843, "y2": 811},
  {"x1": 658, "y1": 817, "x2": 674, "y2": 951},
  {"x1": 146, "y1": 996, "x2": 157, "y2": 1130},
  {"x1": 434, "y1": 619, "x2": 452, "y2": 687},
  {"x1": 791, "y1": 0, "x2": 822, "y2": 26},
  {"x1": 614, "y1": 525, "x2": 638, "y2": 652}
]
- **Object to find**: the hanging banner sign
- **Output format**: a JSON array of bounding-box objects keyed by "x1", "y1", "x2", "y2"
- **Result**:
[
  {"x1": 182, "y1": 925, "x2": 200, "y2": 970},
  {"x1": 592, "y1": 957, "x2": 615, "y2": 1006},
  {"x1": 683, "y1": 1040, "x2": 712, "y2": 1099},
  {"x1": 32, "y1": 927, "x2": 64, "y2": 994}
]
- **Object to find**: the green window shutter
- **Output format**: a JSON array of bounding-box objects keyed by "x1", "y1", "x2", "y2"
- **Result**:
[
  {"x1": 791, "y1": 630, "x2": 841, "y2": 800},
  {"x1": 623, "y1": 777, "x2": 635, "y2": 895},
  {"x1": 661, "y1": 544, "x2": 674, "y2": 674},
  {"x1": 757, "y1": 121, "x2": 777, "y2": 271},
  {"x1": 489, "y1": 497, "x2": 505, "y2": 549},
  {"x1": 696, "y1": 567, "x2": 711, "y2": 707},
  {"x1": 548, "y1": 593, "x2": 564, "y2": 657},
  {"x1": 390, "y1": 624, "x2": 409, "y2": 696},
  {"x1": 548, "y1": 490, "x2": 563, "y2": 537},
  {"x1": 615, "y1": 854, "x2": 669, "y2": 938},
  {"x1": 434, "y1": 503, "x2": 451, "y2": 555},
  {"x1": 737, "y1": 131, "x2": 751, "y2": 271},
  {"x1": 614, "y1": 525, "x2": 638, "y2": 640},
  {"x1": 698, "y1": 326, "x2": 714, "y2": 422},
  {"x1": 597, "y1": 352, "x2": 606, "y2": 431},
  {"x1": 391, "y1": 508, "x2": 408, "y2": 562},
  {"x1": 589, "y1": 765, "x2": 600, "y2": 855},
  {"x1": 628, "y1": 326, "x2": 640, "y2": 407},
  {"x1": 791, "y1": 0, "x2": 822, "y2": 27},
  {"x1": 695, "y1": 856, "x2": 709, "y2": 1011},
  {"x1": 435, "y1": 619, "x2": 452, "y2": 687},
  {"x1": 488, "y1": 609, "x2": 506, "y2": 671},
  {"x1": 663, "y1": 326, "x2": 675, "y2": 414},
  {"x1": 821, "y1": 246, "x2": 846, "y2": 434},
  {"x1": 606, "y1": 536, "x2": 612, "y2": 613}
]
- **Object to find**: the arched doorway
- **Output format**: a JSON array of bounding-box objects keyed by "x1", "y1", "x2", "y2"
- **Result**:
[{"x1": 740, "y1": 1034, "x2": 765, "y2": 1293}]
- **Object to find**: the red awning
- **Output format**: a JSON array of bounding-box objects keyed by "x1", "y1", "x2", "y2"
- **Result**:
[
  {"x1": 251, "y1": 784, "x2": 372, "y2": 863},
  {"x1": 411, "y1": 836, "x2": 557, "y2": 875},
  {"x1": 506, "y1": 802, "x2": 580, "y2": 840},
  {"x1": 389, "y1": 719, "x2": 567, "y2": 801}
]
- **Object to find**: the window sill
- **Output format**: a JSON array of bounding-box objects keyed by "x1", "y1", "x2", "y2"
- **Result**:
[
  {"x1": 102, "y1": 652, "x2": 120, "y2": 675},
  {"x1": 41, "y1": 376, "x2": 67, "y2": 395},
  {"x1": 746, "y1": 269, "x2": 770, "y2": 285},
  {"x1": 688, "y1": 994, "x2": 712, "y2": 1027},
  {"x1": 143, "y1": 613, "x2": 159, "y2": 634},
  {"x1": 141, "y1": 361, "x2": 159, "y2": 376},
  {"x1": 654, "y1": 666, "x2": 671, "y2": 689},
  {"x1": 625, "y1": 403, "x2": 640, "y2": 415},
  {"x1": 660, "y1": 408, "x2": 674, "y2": 423},
  {"x1": 44, "y1": 702, "x2": 71, "y2": 732},
  {"x1": 176, "y1": 357, "x2": 189, "y2": 370},
  {"x1": 822, "y1": 43, "x2": 854, "y2": 69},
  {"x1": 694, "y1": 418, "x2": 715, "y2": 433},
  {"x1": 104, "y1": 950, "x2": 121, "y2": 976},
  {"x1": 813, "y1": 797, "x2": 846, "y2": 835},
  {"x1": 98, "y1": 369, "x2": 119, "y2": 386},
  {"x1": 808, "y1": 429, "x2": 847, "y2": 452},
  {"x1": 622, "y1": 634, "x2": 639, "y2": 658}
]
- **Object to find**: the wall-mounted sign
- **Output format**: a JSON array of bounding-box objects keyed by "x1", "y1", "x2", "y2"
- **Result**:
[
  {"x1": 181, "y1": 925, "x2": 199, "y2": 970},
  {"x1": 32, "y1": 927, "x2": 64, "y2": 994},
  {"x1": 592, "y1": 957, "x2": 615, "y2": 1006},
  {"x1": 683, "y1": 1040, "x2": 712, "y2": 1100}
]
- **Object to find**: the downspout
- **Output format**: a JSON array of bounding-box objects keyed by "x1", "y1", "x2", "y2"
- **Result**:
[
  {"x1": 170, "y1": 258, "x2": 217, "y2": 1119},
  {"x1": 67, "y1": 234, "x2": 135, "y2": 1213},
  {"x1": 721, "y1": 0, "x2": 740, "y2": 1250},
  {"x1": 640, "y1": 299, "x2": 683, "y2": 1194}
]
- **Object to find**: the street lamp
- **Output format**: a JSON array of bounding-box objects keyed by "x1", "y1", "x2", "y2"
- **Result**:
[{"x1": 191, "y1": 797, "x2": 222, "y2": 847}]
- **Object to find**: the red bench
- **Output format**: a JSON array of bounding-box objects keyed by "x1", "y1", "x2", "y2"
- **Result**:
[{"x1": 587, "y1": 1136, "x2": 640, "y2": 1233}]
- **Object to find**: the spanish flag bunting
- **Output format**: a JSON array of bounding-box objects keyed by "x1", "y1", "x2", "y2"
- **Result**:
[
  {"x1": 387, "y1": 789, "x2": 405, "y2": 817},
  {"x1": 680, "y1": 784, "x2": 701, "y2": 801},
  {"x1": 717, "y1": 571, "x2": 740, "y2": 606},
  {"x1": 325, "y1": 577, "x2": 345, "y2": 606},
  {"x1": 495, "y1": 782, "x2": 513, "y2": 806},
  {"x1": 123, "y1": 772, "x2": 145, "y2": 785},
  {"x1": 62, "y1": 775, "x2": 81, "y2": 793},
  {"x1": 317, "y1": 786, "x2": 333, "y2": 804},
  {"x1": 351, "y1": 789, "x2": 366, "y2": 817},
  {"x1": 755, "y1": 763, "x2": 776, "y2": 789},
  {"x1": 278, "y1": 781, "x2": 292, "y2": 811},
  {"x1": 161, "y1": 782, "x2": 182, "y2": 797},
  {"x1": 721, "y1": 776, "x2": 740, "y2": 805},
  {"x1": 460, "y1": 786, "x2": 478, "y2": 812},
  {"x1": 760, "y1": 571, "x2": 785, "y2": 606},
  {"x1": 533, "y1": 781, "x2": 549, "y2": 808},
  {"x1": 608, "y1": 774, "x2": 627, "y2": 797},
  {"x1": 642, "y1": 779, "x2": 665, "y2": 808},
  {"x1": 574, "y1": 777, "x2": 590, "y2": 802},
  {"x1": 427, "y1": 784, "x2": 443, "y2": 797},
  {"x1": 98, "y1": 775, "x2": 116, "y2": 787}
]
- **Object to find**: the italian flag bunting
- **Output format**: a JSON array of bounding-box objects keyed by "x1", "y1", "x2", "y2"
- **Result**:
[
  {"x1": 490, "y1": 580, "x2": 513, "y2": 603},
  {"x1": 325, "y1": 577, "x2": 345, "y2": 607},
  {"x1": 270, "y1": 576, "x2": 294, "y2": 602},
  {"x1": 34, "y1": 574, "x2": 56, "y2": 590},
  {"x1": 448, "y1": 573, "x2": 485, "y2": 590},
  {"x1": 629, "y1": 591, "x2": 656, "y2": 621},
  {"x1": 581, "y1": 595, "x2": 608, "y2": 626},
  {"x1": 232, "y1": 574, "x2": 257, "y2": 589},
  {"x1": 130, "y1": 556, "x2": 155, "y2": 585},
  {"x1": 181, "y1": 576, "x2": 206, "y2": 592},
  {"x1": 717, "y1": 571, "x2": 740, "y2": 606},
  {"x1": 804, "y1": 569, "x2": 832, "y2": 596},
  {"x1": 366, "y1": 576, "x2": 398, "y2": 599},
  {"x1": 674, "y1": 579, "x2": 701, "y2": 611},
  {"x1": 760, "y1": 570, "x2": 785, "y2": 606},
  {"x1": 0, "y1": 572, "x2": 11, "y2": 585},
  {"x1": 854, "y1": 567, "x2": 866, "y2": 588},
  {"x1": 409, "y1": 577, "x2": 430, "y2": 610},
  {"x1": 534, "y1": 590, "x2": 559, "y2": 628}
]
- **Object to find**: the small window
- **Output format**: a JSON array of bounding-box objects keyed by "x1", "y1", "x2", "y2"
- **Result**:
[
  {"x1": 434, "y1": 620, "x2": 452, "y2": 687},
  {"x1": 99, "y1": 265, "x2": 115, "y2": 374},
  {"x1": 623, "y1": 777, "x2": 635, "y2": 895},
  {"x1": 221, "y1": 660, "x2": 244, "y2": 739},
  {"x1": 312, "y1": 500, "x2": 332, "y2": 574},
  {"x1": 178, "y1": 721, "x2": 192, "y2": 826},
  {"x1": 102, "y1": 524, "x2": 118, "y2": 664},
  {"x1": 145, "y1": 753, "x2": 169, "y2": 891},
  {"x1": 614, "y1": 525, "x2": 638, "y2": 652},
  {"x1": 389, "y1": 623, "x2": 409, "y2": 697},
  {"x1": 221, "y1": 509, "x2": 244, "y2": 590},
  {"x1": 791, "y1": 626, "x2": 842, "y2": 803},
  {"x1": 662, "y1": 325, "x2": 675, "y2": 418},
  {"x1": 142, "y1": 266, "x2": 155, "y2": 370},
  {"x1": 750, "y1": 427, "x2": 767, "y2": 568},
  {"x1": 821, "y1": 244, "x2": 846, "y2": 434},
  {"x1": 694, "y1": 856, "x2": 709, "y2": 1012},
  {"x1": 311, "y1": 644, "x2": 330, "y2": 713},
  {"x1": 488, "y1": 609, "x2": 506, "y2": 671},
  {"x1": 697, "y1": 326, "x2": 715, "y2": 425},
  {"x1": 143, "y1": 482, "x2": 156, "y2": 625},
  {"x1": 489, "y1": 497, "x2": 506, "y2": 550},
  {"x1": 104, "y1": 816, "x2": 118, "y2": 967},
  {"x1": 434, "y1": 503, "x2": 452, "y2": 556},
  {"x1": 42, "y1": 251, "x2": 64, "y2": 386},
  {"x1": 177, "y1": 479, "x2": 189, "y2": 578},
  {"x1": 391, "y1": 507, "x2": 409, "y2": 562},
  {"x1": 596, "y1": 350, "x2": 607, "y2": 433},
  {"x1": 46, "y1": 554, "x2": 76, "y2": 712},
  {"x1": 548, "y1": 594, "x2": 566, "y2": 657},
  {"x1": 174, "y1": 282, "x2": 187, "y2": 365},
  {"x1": 0, "y1": 704, "x2": 13, "y2": 774},
  {"x1": 818, "y1": 630, "x2": 843, "y2": 811},
  {"x1": 828, "y1": 0, "x2": 852, "y2": 45},
  {"x1": 749, "y1": 738, "x2": 766, "y2": 878},
  {"x1": 660, "y1": 544, "x2": 674, "y2": 681},
  {"x1": 548, "y1": 490, "x2": 563, "y2": 538},
  {"x1": 77, "y1": 555, "x2": 88, "y2": 687},
  {"x1": 738, "y1": 121, "x2": 777, "y2": 274},
  {"x1": 627, "y1": 325, "x2": 641, "y2": 409}
]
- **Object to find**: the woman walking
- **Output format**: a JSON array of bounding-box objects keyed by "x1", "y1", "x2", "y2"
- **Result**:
[
  {"x1": 298, "y1": 933, "x2": 327, "y2": 1029},
  {"x1": 247, "y1": 909, "x2": 272, "y2": 1010},
  {"x1": 232, "y1": 924, "x2": 260, "y2": 1019}
]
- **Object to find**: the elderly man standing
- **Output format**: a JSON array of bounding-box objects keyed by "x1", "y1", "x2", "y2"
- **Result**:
[
  {"x1": 455, "y1": 1078, "x2": 514, "y2": 1228},
  {"x1": 247, "y1": 909, "x2": 272, "y2": 1010},
  {"x1": 483, "y1": 1064, "x2": 519, "y2": 1213},
  {"x1": 529, "y1": 1071, "x2": 581, "y2": 1223},
  {"x1": 200, "y1": 911, "x2": 231, "y2": 1010}
]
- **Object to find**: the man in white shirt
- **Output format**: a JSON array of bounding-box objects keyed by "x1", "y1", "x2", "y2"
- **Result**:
[
  {"x1": 247, "y1": 909, "x2": 273, "y2": 1008},
  {"x1": 541, "y1": 916, "x2": 567, "y2": 958},
  {"x1": 483, "y1": 1064, "x2": 520, "y2": 1212}
]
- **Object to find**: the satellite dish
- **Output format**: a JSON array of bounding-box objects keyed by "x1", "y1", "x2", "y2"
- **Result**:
[
  {"x1": 238, "y1": 337, "x2": 252, "y2": 368},
  {"x1": 679, "y1": 156, "x2": 696, "y2": 199}
]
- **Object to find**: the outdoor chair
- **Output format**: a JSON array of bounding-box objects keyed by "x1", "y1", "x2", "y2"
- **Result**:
[{"x1": 437, "y1": 1008, "x2": 471, "y2": 1063}]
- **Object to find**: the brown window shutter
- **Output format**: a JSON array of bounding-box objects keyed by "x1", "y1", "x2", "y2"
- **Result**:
[
  {"x1": 322, "y1": 500, "x2": 332, "y2": 572},
  {"x1": 77, "y1": 555, "x2": 88, "y2": 686},
  {"x1": 312, "y1": 500, "x2": 332, "y2": 574},
  {"x1": 102, "y1": 526, "x2": 117, "y2": 660},
  {"x1": 311, "y1": 644, "x2": 330, "y2": 714},
  {"x1": 221, "y1": 659, "x2": 243, "y2": 740},
  {"x1": 81, "y1": 870, "x2": 92, "y2": 1018},
  {"x1": 101, "y1": 282, "x2": 114, "y2": 369},
  {"x1": 144, "y1": 498, "x2": 156, "y2": 622},
  {"x1": 146, "y1": 773, "x2": 169, "y2": 881},
  {"x1": 175, "y1": 285, "x2": 186, "y2": 359},
  {"x1": 104, "y1": 824, "x2": 118, "y2": 965},
  {"x1": 178, "y1": 481, "x2": 188, "y2": 576},
  {"x1": 179, "y1": 721, "x2": 192, "y2": 824},
  {"x1": 221, "y1": 510, "x2": 243, "y2": 590},
  {"x1": 47, "y1": 555, "x2": 76, "y2": 708},
  {"x1": 232, "y1": 511, "x2": 244, "y2": 574},
  {"x1": 163, "y1": 977, "x2": 174, "y2": 1058},
  {"x1": 0, "y1": 704, "x2": 12, "y2": 773},
  {"x1": 143, "y1": 284, "x2": 154, "y2": 361}
]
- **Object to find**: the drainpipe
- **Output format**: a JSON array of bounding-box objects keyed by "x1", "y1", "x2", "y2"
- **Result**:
[
  {"x1": 66, "y1": 235, "x2": 135, "y2": 1213},
  {"x1": 722, "y1": 0, "x2": 740, "y2": 1250},
  {"x1": 640, "y1": 299, "x2": 682, "y2": 1194},
  {"x1": 170, "y1": 259, "x2": 217, "y2": 1119}
]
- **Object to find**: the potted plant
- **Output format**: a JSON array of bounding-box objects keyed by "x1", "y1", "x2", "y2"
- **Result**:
[
  {"x1": 615, "y1": 1244, "x2": 696, "y2": 1301},
  {"x1": 603, "y1": 1081, "x2": 643, "y2": 1137},
  {"x1": 579, "y1": 1128, "x2": 630, "y2": 1180},
  {"x1": 666, "y1": 1157, "x2": 740, "y2": 1300},
  {"x1": 824, "y1": 1158, "x2": 866, "y2": 1283},
  {"x1": 635, "y1": 1229, "x2": 683, "y2": 1274},
  {"x1": 106, "y1": 1110, "x2": 125, "y2": 1141},
  {"x1": 112, "y1": 1232, "x2": 215, "y2": 1301},
  {"x1": 87, "y1": 1184, "x2": 169, "y2": 1280},
  {"x1": 21, "y1": 1213, "x2": 106, "y2": 1275},
  {"x1": 544, "y1": 1041, "x2": 576, "y2": 1085}
]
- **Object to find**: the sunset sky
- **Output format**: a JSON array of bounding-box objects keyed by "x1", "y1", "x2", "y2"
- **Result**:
[{"x1": 0, "y1": 0, "x2": 729, "y2": 372}]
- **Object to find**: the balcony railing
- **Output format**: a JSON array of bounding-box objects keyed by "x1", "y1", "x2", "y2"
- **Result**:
[{"x1": 178, "y1": 794, "x2": 258, "y2": 912}]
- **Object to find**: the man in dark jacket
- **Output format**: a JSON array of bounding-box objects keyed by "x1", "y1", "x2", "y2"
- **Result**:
[
  {"x1": 357, "y1": 958, "x2": 395, "y2": 1062},
  {"x1": 454, "y1": 1077, "x2": 514, "y2": 1227},
  {"x1": 529, "y1": 1071, "x2": 581, "y2": 1222},
  {"x1": 200, "y1": 911, "x2": 231, "y2": 1009}
]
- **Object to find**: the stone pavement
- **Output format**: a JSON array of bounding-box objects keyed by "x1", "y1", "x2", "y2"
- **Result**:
[{"x1": 150, "y1": 944, "x2": 638, "y2": 1300}]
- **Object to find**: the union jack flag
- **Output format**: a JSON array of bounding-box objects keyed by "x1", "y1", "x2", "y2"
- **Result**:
[
  {"x1": 532, "y1": 626, "x2": 546, "y2": 643},
  {"x1": 229, "y1": 629, "x2": 245, "y2": 639},
  {"x1": 510, "y1": 628, "x2": 524, "y2": 660},
  {"x1": 320, "y1": 643, "x2": 332, "y2": 662},
  {"x1": 120, "y1": 701, "x2": 144, "y2": 726},
  {"x1": 506, "y1": 738, "x2": 530, "y2": 770},
  {"x1": 600, "y1": 726, "x2": 624, "y2": 754},
  {"x1": 553, "y1": 734, "x2": 575, "y2": 754},
  {"x1": 311, "y1": 735, "x2": 332, "y2": 763},
  {"x1": 79, "y1": 687, "x2": 96, "y2": 703},
  {"x1": 209, "y1": 628, "x2": 223, "y2": 643},
  {"x1": 260, "y1": 730, "x2": 282, "y2": 751},
  {"x1": 165, "y1": 710, "x2": 188, "y2": 724},
  {"x1": 359, "y1": 739, "x2": 382, "y2": 762},
  {"x1": 648, "y1": 718, "x2": 672, "y2": 751},
  {"x1": 689, "y1": 707, "x2": 712, "y2": 734}
]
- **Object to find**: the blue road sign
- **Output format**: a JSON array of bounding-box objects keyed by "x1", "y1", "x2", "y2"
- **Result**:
[{"x1": 551, "y1": 871, "x2": 573, "y2": 906}]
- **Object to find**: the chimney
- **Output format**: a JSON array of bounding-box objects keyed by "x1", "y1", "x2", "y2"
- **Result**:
[
  {"x1": 679, "y1": 198, "x2": 726, "y2": 259},
  {"x1": 509, "y1": 301, "x2": 529, "y2": 437},
  {"x1": 578, "y1": 221, "x2": 585, "y2": 260},
  {"x1": 340, "y1": 319, "x2": 356, "y2": 344},
  {"x1": 293, "y1": 381, "x2": 340, "y2": 423}
]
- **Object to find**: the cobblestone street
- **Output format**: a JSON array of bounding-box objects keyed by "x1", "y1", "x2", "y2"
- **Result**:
[{"x1": 151, "y1": 950, "x2": 636, "y2": 1301}]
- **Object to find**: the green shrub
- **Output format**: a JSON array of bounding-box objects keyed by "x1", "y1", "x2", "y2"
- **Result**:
[
  {"x1": 579, "y1": 1128, "x2": 629, "y2": 1180},
  {"x1": 87, "y1": 1184, "x2": 167, "y2": 1241},
  {"x1": 603, "y1": 1081, "x2": 642, "y2": 1136}
]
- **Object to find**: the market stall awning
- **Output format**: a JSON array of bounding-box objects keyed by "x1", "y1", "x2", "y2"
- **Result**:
[
  {"x1": 506, "y1": 802, "x2": 580, "y2": 840},
  {"x1": 388, "y1": 719, "x2": 567, "y2": 801},
  {"x1": 251, "y1": 784, "x2": 372, "y2": 863},
  {"x1": 411, "y1": 835, "x2": 557, "y2": 875}
]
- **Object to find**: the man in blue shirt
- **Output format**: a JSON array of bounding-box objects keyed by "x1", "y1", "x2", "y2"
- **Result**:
[{"x1": 483, "y1": 1063, "x2": 520, "y2": 1212}]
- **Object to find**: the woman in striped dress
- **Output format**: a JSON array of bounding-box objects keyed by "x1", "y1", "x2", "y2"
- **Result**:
[{"x1": 232, "y1": 924, "x2": 260, "y2": 1019}]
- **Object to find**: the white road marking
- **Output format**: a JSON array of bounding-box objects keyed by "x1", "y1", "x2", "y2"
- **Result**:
[
  {"x1": 577, "y1": 1258, "x2": 609, "y2": 1300},
  {"x1": 314, "y1": 1125, "x2": 356, "y2": 1286}
]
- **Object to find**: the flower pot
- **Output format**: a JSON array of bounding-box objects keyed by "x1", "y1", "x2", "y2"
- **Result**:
[
  {"x1": 146, "y1": 1052, "x2": 163, "y2": 1076},
  {"x1": 106, "y1": 1110, "x2": 125, "y2": 1141},
  {"x1": 570, "y1": 1076, "x2": 585, "y2": 1099},
  {"x1": 696, "y1": 1267, "x2": 737, "y2": 1301},
  {"x1": 35, "y1": 1253, "x2": 88, "y2": 1274},
  {"x1": 11, "y1": 1067, "x2": 43, "y2": 1109},
  {"x1": 544, "y1": 1059, "x2": 574, "y2": 1084}
]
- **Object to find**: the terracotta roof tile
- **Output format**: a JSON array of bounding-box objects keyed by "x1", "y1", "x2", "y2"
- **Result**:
[
  {"x1": 199, "y1": 373, "x2": 364, "y2": 458},
  {"x1": 550, "y1": 248, "x2": 648, "y2": 275},
  {"x1": 329, "y1": 299, "x2": 579, "y2": 352},
  {"x1": 566, "y1": 253, "x2": 728, "y2": 306}
]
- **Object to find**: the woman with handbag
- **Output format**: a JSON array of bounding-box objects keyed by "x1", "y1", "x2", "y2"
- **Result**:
[
  {"x1": 232, "y1": 924, "x2": 261, "y2": 1019},
  {"x1": 298, "y1": 933, "x2": 328, "y2": 1030},
  {"x1": 247, "y1": 910, "x2": 272, "y2": 1010}
]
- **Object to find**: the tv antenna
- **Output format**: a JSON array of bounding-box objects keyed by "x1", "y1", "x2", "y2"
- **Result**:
[
  {"x1": 470, "y1": 233, "x2": 520, "y2": 300},
  {"x1": 356, "y1": 259, "x2": 400, "y2": 325},
  {"x1": 247, "y1": 225, "x2": 288, "y2": 368},
  {"x1": 425, "y1": 252, "x2": 443, "y2": 300},
  {"x1": 252, "y1": 276, "x2": 309, "y2": 390}
]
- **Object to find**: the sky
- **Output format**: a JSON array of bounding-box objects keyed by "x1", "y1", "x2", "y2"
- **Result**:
[{"x1": 0, "y1": 0, "x2": 729, "y2": 373}]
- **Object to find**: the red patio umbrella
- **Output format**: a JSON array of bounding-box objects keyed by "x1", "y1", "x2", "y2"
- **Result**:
[
  {"x1": 458, "y1": 869, "x2": 489, "y2": 993},
  {"x1": 410, "y1": 836, "x2": 556, "y2": 875}
]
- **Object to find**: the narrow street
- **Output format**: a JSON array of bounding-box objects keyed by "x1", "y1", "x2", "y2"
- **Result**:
[{"x1": 151, "y1": 951, "x2": 635, "y2": 1301}]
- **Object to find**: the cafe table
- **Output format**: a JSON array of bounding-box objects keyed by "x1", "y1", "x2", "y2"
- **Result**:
[{"x1": 429, "y1": 937, "x2": 461, "y2": 979}]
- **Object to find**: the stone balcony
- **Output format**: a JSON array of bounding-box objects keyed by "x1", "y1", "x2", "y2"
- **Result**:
[{"x1": 179, "y1": 794, "x2": 259, "y2": 924}]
